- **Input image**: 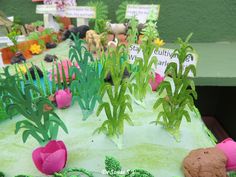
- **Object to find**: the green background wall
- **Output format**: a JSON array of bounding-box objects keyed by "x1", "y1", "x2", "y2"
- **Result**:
[{"x1": 0, "y1": 0, "x2": 236, "y2": 42}]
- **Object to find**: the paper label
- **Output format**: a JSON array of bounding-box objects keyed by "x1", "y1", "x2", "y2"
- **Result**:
[
  {"x1": 0, "y1": 35, "x2": 26, "y2": 46},
  {"x1": 125, "y1": 4, "x2": 160, "y2": 23},
  {"x1": 129, "y1": 44, "x2": 198, "y2": 77},
  {"x1": 36, "y1": 5, "x2": 96, "y2": 18}
]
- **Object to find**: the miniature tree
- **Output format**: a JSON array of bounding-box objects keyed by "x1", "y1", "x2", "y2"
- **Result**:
[
  {"x1": 95, "y1": 45, "x2": 133, "y2": 148},
  {"x1": 0, "y1": 66, "x2": 68, "y2": 145},
  {"x1": 131, "y1": 10, "x2": 159, "y2": 102},
  {"x1": 152, "y1": 33, "x2": 198, "y2": 141}
]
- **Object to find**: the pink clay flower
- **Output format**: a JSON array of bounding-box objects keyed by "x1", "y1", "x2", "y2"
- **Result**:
[
  {"x1": 32, "y1": 140, "x2": 67, "y2": 175},
  {"x1": 55, "y1": 88, "x2": 72, "y2": 109}
]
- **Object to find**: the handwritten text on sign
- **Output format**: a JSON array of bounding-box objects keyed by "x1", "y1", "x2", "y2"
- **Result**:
[
  {"x1": 125, "y1": 5, "x2": 160, "y2": 23},
  {"x1": 36, "y1": 5, "x2": 96, "y2": 18},
  {"x1": 129, "y1": 44, "x2": 198, "y2": 77}
]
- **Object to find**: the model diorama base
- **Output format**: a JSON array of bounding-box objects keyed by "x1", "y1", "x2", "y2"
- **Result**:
[{"x1": 0, "y1": 93, "x2": 213, "y2": 177}]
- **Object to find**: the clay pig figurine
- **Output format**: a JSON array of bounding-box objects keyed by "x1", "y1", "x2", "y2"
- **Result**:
[
  {"x1": 216, "y1": 138, "x2": 236, "y2": 171},
  {"x1": 55, "y1": 88, "x2": 72, "y2": 109}
]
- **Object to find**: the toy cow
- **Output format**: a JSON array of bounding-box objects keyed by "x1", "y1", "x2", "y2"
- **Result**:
[{"x1": 62, "y1": 25, "x2": 90, "y2": 41}]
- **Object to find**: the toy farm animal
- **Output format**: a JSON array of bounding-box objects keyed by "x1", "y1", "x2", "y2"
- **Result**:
[
  {"x1": 62, "y1": 25, "x2": 90, "y2": 41},
  {"x1": 106, "y1": 22, "x2": 128, "y2": 36},
  {"x1": 85, "y1": 30, "x2": 102, "y2": 52}
]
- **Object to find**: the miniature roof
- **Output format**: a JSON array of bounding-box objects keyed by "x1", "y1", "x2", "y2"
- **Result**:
[{"x1": 0, "y1": 16, "x2": 13, "y2": 26}]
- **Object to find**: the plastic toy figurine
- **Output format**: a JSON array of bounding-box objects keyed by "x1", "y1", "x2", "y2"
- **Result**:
[
  {"x1": 106, "y1": 22, "x2": 128, "y2": 35},
  {"x1": 85, "y1": 30, "x2": 102, "y2": 52},
  {"x1": 216, "y1": 138, "x2": 236, "y2": 171},
  {"x1": 55, "y1": 88, "x2": 72, "y2": 109},
  {"x1": 62, "y1": 25, "x2": 90, "y2": 41}
]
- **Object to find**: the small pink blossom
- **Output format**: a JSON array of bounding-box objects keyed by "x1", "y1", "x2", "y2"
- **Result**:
[{"x1": 149, "y1": 73, "x2": 164, "y2": 91}]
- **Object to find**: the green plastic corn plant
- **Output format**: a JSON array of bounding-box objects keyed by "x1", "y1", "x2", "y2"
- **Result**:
[
  {"x1": 105, "y1": 156, "x2": 154, "y2": 177},
  {"x1": 131, "y1": 11, "x2": 159, "y2": 102},
  {"x1": 94, "y1": 45, "x2": 133, "y2": 148},
  {"x1": 0, "y1": 66, "x2": 68, "y2": 146},
  {"x1": 152, "y1": 33, "x2": 197, "y2": 141},
  {"x1": 126, "y1": 17, "x2": 139, "y2": 45},
  {"x1": 69, "y1": 34, "x2": 101, "y2": 120},
  {"x1": 116, "y1": 0, "x2": 138, "y2": 23}
]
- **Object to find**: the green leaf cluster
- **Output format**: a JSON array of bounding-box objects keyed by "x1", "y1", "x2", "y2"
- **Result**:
[
  {"x1": 28, "y1": 28, "x2": 57, "y2": 50},
  {"x1": 31, "y1": 20, "x2": 44, "y2": 28},
  {"x1": 152, "y1": 33, "x2": 197, "y2": 141},
  {"x1": 7, "y1": 30, "x2": 20, "y2": 53},
  {"x1": 0, "y1": 67, "x2": 68, "y2": 145},
  {"x1": 69, "y1": 34, "x2": 101, "y2": 120},
  {"x1": 27, "y1": 31, "x2": 45, "y2": 50},
  {"x1": 95, "y1": 45, "x2": 133, "y2": 140}
]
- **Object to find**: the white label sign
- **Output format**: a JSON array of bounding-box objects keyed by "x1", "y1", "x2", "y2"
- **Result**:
[
  {"x1": 129, "y1": 44, "x2": 198, "y2": 77},
  {"x1": 125, "y1": 4, "x2": 160, "y2": 23},
  {"x1": 0, "y1": 35, "x2": 26, "y2": 46},
  {"x1": 36, "y1": 5, "x2": 96, "y2": 18}
]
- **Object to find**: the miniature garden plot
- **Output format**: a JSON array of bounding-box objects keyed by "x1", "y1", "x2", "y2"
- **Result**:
[
  {"x1": 0, "y1": 93, "x2": 214, "y2": 177},
  {"x1": 1, "y1": 2, "x2": 230, "y2": 177}
]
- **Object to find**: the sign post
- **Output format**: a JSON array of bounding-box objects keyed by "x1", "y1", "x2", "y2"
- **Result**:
[
  {"x1": 36, "y1": 5, "x2": 96, "y2": 28},
  {"x1": 125, "y1": 4, "x2": 160, "y2": 23},
  {"x1": 129, "y1": 44, "x2": 198, "y2": 77}
]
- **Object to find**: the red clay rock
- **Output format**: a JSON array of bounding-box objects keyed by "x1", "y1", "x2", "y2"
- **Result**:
[{"x1": 183, "y1": 147, "x2": 227, "y2": 177}]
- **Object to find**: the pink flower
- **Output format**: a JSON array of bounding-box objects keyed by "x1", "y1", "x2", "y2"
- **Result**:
[
  {"x1": 32, "y1": 140, "x2": 67, "y2": 175},
  {"x1": 216, "y1": 138, "x2": 236, "y2": 171},
  {"x1": 55, "y1": 88, "x2": 72, "y2": 109},
  {"x1": 149, "y1": 73, "x2": 164, "y2": 91}
]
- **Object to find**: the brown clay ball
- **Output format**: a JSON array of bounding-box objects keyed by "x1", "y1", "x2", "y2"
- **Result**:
[{"x1": 183, "y1": 147, "x2": 227, "y2": 177}]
